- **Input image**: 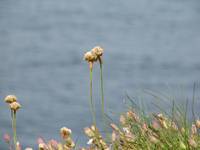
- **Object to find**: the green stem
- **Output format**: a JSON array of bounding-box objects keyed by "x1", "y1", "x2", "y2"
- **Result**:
[
  {"x1": 100, "y1": 61, "x2": 108, "y2": 139},
  {"x1": 90, "y1": 68, "x2": 96, "y2": 126},
  {"x1": 12, "y1": 111, "x2": 17, "y2": 150},
  {"x1": 100, "y1": 63, "x2": 105, "y2": 118}
]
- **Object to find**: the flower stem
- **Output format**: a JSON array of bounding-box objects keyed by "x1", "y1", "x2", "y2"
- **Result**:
[
  {"x1": 99, "y1": 60, "x2": 108, "y2": 139},
  {"x1": 90, "y1": 67, "x2": 96, "y2": 126},
  {"x1": 12, "y1": 111, "x2": 17, "y2": 150}
]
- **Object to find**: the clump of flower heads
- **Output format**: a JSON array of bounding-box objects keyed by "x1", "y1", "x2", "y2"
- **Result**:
[
  {"x1": 84, "y1": 46, "x2": 104, "y2": 69},
  {"x1": 84, "y1": 125, "x2": 109, "y2": 150},
  {"x1": 35, "y1": 127, "x2": 75, "y2": 150}
]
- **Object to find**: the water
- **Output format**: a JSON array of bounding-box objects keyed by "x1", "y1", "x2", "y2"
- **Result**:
[{"x1": 0, "y1": 0, "x2": 200, "y2": 148}]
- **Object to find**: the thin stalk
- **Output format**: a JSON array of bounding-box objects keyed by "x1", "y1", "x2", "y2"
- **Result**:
[
  {"x1": 89, "y1": 67, "x2": 96, "y2": 126},
  {"x1": 12, "y1": 111, "x2": 17, "y2": 150},
  {"x1": 100, "y1": 63, "x2": 105, "y2": 119},
  {"x1": 99, "y1": 60, "x2": 108, "y2": 140}
]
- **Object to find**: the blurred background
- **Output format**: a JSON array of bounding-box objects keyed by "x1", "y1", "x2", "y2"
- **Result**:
[{"x1": 0, "y1": 0, "x2": 200, "y2": 148}]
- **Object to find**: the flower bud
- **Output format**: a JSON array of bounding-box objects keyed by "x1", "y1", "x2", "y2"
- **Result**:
[
  {"x1": 4, "y1": 95, "x2": 17, "y2": 104},
  {"x1": 91, "y1": 46, "x2": 104, "y2": 57},
  {"x1": 9, "y1": 102, "x2": 21, "y2": 111},
  {"x1": 84, "y1": 127, "x2": 94, "y2": 137},
  {"x1": 60, "y1": 127, "x2": 72, "y2": 139},
  {"x1": 110, "y1": 123, "x2": 120, "y2": 131},
  {"x1": 84, "y1": 51, "x2": 97, "y2": 62}
]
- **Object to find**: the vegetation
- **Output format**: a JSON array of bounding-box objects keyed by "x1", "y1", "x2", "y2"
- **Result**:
[{"x1": 2, "y1": 46, "x2": 200, "y2": 150}]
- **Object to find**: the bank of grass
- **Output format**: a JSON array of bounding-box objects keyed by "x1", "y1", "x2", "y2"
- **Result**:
[
  {"x1": 3, "y1": 95, "x2": 200, "y2": 150},
  {"x1": 3, "y1": 46, "x2": 200, "y2": 149}
]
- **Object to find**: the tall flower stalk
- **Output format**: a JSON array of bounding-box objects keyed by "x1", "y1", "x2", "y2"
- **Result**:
[
  {"x1": 91, "y1": 46, "x2": 108, "y2": 137},
  {"x1": 84, "y1": 51, "x2": 97, "y2": 126},
  {"x1": 4, "y1": 95, "x2": 21, "y2": 150},
  {"x1": 89, "y1": 64, "x2": 96, "y2": 125}
]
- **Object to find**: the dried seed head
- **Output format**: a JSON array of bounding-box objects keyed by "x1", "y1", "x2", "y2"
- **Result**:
[
  {"x1": 38, "y1": 143, "x2": 46, "y2": 150},
  {"x1": 110, "y1": 123, "x2": 120, "y2": 131},
  {"x1": 60, "y1": 127, "x2": 72, "y2": 139},
  {"x1": 156, "y1": 113, "x2": 165, "y2": 121},
  {"x1": 84, "y1": 51, "x2": 97, "y2": 62},
  {"x1": 91, "y1": 46, "x2": 104, "y2": 57},
  {"x1": 3, "y1": 133, "x2": 11, "y2": 143},
  {"x1": 9, "y1": 102, "x2": 21, "y2": 111},
  {"x1": 4, "y1": 95, "x2": 17, "y2": 104},
  {"x1": 84, "y1": 127, "x2": 95, "y2": 137},
  {"x1": 195, "y1": 119, "x2": 200, "y2": 128},
  {"x1": 188, "y1": 138, "x2": 197, "y2": 148}
]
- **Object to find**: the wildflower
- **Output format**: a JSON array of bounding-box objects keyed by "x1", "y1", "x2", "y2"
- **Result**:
[
  {"x1": 4, "y1": 95, "x2": 17, "y2": 104},
  {"x1": 126, "y1": 111, "x2": 140, "y2": 122},
  {"x1": 48, "y1": 139, "x2": 58, "y2": 149},
  {"x1": 84, "y1": 127, "x2": 95, "y2": 137},
  {"x1": 91, "y1": 46, "x2": 104, "y2": 65},
  {"x1": 191, "y1": 124, "x2": 197, "y2": 135},
  {"x1": 188, "y1": 138, "x2": 197, "y2": 148},
  {"x1": 110, "y1": 123, "x2": 120, "y2": 132},
  {"x1": 119, "y1": 115, "x2": 126, "y2": 125},
  {"x1": 3, "y1": 133, "x2": 11, "y2": 143},
  {"x1": 195, "y1": 119, "x2": 200, "y2": 128},
  {"x1": 84, "y1": 51, "x2": 97, "y2": 63},
  {"x1": 152, "y1": 120, "x2": 160, "y2": 130},
  {"x1": 65, "y1": 137, "x2": 75, "y2": 148},
  {"x1": 9, "y1": 102, "x2": 21, "y2": 112},
  {"x1": 60, "y1": 127, "x2": 72, "y2": 139},
  {"x1": 38, "y1": 143, "x2": 47, "y2": 150},
  {"x1": 157, "y1": 113, "x2": 165, "y2": 120}
]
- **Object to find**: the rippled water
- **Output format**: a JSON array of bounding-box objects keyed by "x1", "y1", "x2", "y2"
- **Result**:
[{"x1": 0, "y1": 0, "x2": 200, "y2": 148}]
